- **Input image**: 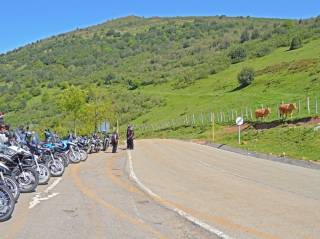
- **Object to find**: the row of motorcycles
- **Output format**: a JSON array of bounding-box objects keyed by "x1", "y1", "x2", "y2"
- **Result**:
[
  {"x1": 0, "y1": 130, "x2": 109, "y2": 222},
  {"x1": 81, "y1": 133, "x2": 111, "y2": 154}
]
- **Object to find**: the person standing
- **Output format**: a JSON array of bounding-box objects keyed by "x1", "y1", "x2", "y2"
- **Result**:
[
  {"x1": 0, "y1": 125, "x2": 8, "y2": 145},
  {"x1": 111, "y1": 130, "x2": 119, "y2": 153},
  {"x1": 127, "y1": 126, "x2": 134, "y2": 150},
  {"x1": 0, "y1": 112, "x2": 4, "y2": 125},
  {"x1": 126, "y1": 125, "x2": 130, "y2": 149}
]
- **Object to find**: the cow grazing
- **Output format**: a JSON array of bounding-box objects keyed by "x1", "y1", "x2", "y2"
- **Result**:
[
  {"x1": 279, "y1": 103, "x2": 297, "y2": 118},
  {"x1": 255, "y1": 108, "x2": 271, "y2": 120}
]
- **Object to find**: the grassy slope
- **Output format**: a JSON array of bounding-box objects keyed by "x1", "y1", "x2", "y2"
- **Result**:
[
  {"x1": 135, "y1": 38, "x2": 320, "y2": 124},
  {"x1": 134, "y1": 38, "x2": 320, "y2": 161}
]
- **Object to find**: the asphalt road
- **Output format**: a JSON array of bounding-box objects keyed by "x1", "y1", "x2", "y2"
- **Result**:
[
  {"x1": 1, "y1": 139, "x2": 319, "y2": 239},
  {"x1": 0, "y1": 147, "x2": 217, "y2": 239},
  {"x1": 131, "y1": 139, "x2": 320, "y2": 239}
]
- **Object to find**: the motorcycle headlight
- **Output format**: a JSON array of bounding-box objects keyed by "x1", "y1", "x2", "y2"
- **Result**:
[{"x1": 3, "y1": 148, "x2": 16, "y2": 157}]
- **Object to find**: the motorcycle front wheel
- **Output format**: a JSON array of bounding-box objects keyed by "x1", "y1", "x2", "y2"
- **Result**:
[
  {"x1": 13, "y1": 167, "x2": 39, "y2": 193},
  {"x1": 47, "y1": 160, "x2": 65, "y2": 177},
  {"x1": 80, "y1": 150, "x2": 88, "y2": 161},
  {"x1": 32, "y1": 164, "x2": 51, "y2": 185},
  {"x1": 2, "y1": 176, "x2": 20, "y2": 202}
]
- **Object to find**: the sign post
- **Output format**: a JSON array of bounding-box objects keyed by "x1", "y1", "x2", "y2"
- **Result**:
[
  {"x1": 236, "y1": 117, "x2": 244, "y2": 145},
  {"x1": 211, "y1": 112, "x2": 215, "y2": 142}
]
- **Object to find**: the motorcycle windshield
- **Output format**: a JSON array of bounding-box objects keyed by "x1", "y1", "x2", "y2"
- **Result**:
[{"x1": 32, "y1": 133, "x2": 41, "y2": 145}]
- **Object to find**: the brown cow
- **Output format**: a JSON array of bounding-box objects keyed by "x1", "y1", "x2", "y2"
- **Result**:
[
  {"x1": 279, "y1": 103, "x2": 297, "y2": 118},
  {"x1": 255, "y1": 108, "x2": 271, "y2": 120}
]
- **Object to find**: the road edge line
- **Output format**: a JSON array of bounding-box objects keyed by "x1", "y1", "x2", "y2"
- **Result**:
[{"x1": 127, "y1": 150, "x2": 234, "y2": 239}]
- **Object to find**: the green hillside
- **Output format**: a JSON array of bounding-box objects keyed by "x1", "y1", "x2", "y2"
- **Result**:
[
  {"x1": 1, "y1": 15, "x2": 320, "y2": 138},
  {"x1": 135, "y1": 38, "x2": 320, "y2": 124}
]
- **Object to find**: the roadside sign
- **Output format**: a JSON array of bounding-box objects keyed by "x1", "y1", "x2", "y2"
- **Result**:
[
  {"x1": 235, "y1": 117, "x2": 243, "y2": 144},
  {"x1": 236, "y1": 117, "x2": 243, "y2": 126},
  {"x1": 99, "y1": 121, "x2": 110, "y2": 133}
]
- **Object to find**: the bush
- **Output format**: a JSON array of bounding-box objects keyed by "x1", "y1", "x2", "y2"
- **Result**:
[
  {"x1": 104, "y1": 73, "x2": 115, "y2": 85},
  {"x1": 106, "y1": 29, "x2": 116, "y2": 36},
  {"x1": 255, "y1": 46, "x2": 271, "y2": 57},
  {"x1": 182, "y1": 41, "x2": 191, "y2": 48},
  {"x1": 30, "y1": 87, "x2": 41, "y2": 97},
  {"x1": 228, "y1": 46, "x2": 247, "y2": 64},
  {"x1": 251, "y1": 29, "x2": 260, "y2": 40},
  {"x1": 240, "y1": 30, "x2": 250, "y2": 43},
  {"x1": 289, "y1": 37, "x2": 302, "y2": 50},
  {"x1": 127, "y1": 79, "x2": 138, "y2": 90},
  {"x1": 238, "y1": 67, "x2": 255, "y2": 87}
]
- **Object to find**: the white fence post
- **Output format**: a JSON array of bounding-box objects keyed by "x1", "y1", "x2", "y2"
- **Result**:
[
  {"x1": 307, "y1": 97, "x2": 310, "y2": 114},
  {"x1": 245, "y1": 107, "x2": 248, "y2": 120}
]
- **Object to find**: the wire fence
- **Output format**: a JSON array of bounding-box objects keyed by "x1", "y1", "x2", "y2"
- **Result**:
[{"x1": 133, "y1": 96, "x2": 320, "y2": 134}]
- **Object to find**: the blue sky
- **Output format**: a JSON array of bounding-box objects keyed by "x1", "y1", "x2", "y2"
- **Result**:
[{"x1": 1, "y1": 0, "x2": 319, "y2": 53}]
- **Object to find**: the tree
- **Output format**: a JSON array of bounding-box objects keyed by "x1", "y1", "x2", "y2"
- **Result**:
[
  {"x1": 59, "y1": 85, "x2": 87, "y2": 135},
  {"x1": 240, "y1": 30, "x2": 250, "y2": 43},
  {"x1": 228, "y1": 46, "x2": 247, "y2": 64},
  {"x1": 289, "y1": 37, "x2": 302, "y2": 50},
  {"x1": 238, "y1": 67, "x2": 255, "y2": 87}
]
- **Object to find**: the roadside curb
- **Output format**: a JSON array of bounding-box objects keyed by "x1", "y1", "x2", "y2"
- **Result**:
[
  {"x1": 202, "y1": 142, "x2": 320, "y2": 170},
  {"x1": 126, "y1": 150, "x2": 234, "y2": 239}
]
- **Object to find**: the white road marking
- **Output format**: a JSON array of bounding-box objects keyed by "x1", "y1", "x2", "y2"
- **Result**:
[
  {"x1": 127, "y1": 150, "x2": 234, "y2": 239},
  {"x1": 44, "y1": 178, "x2": 62, "y2": 193},
  {"x1": 29, "y1": 178, "x2": 62, "y2": 209}
]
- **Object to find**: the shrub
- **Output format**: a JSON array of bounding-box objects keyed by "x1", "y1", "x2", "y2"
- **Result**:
[
  {"x1": 240, "y1": 30, "x2": 250, "y2": 43},
  {"x1": 106, "y1": 29, "x2": 116, "y2": 36},
  {"x1": 30, "y1": 87, "x2": 41, "y2": 97},
  {"x1": 127, "y1": 79, "x2": 138, "y2": 90},
  {"x1": 228, "y1": 46, "x2": 247, "y2": 64},
  {"x1": 182, "y1": 41, "x2": 191, "y2": 48},
  {"x1": 289, "y1": 37, "x2": 302, "y2": 50},
  {"x1": 238, "y1": 67, "x2": 255, "y2": 87},
  {"x1": 251, "y1": 29, "x2": 260, "y2": 40},
  {"x1": 255, "y1": 46, "x2": 271, "y2": 57},
  {"x1": 104, "y1": 73, "x2": 115, "y2": 85}
]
